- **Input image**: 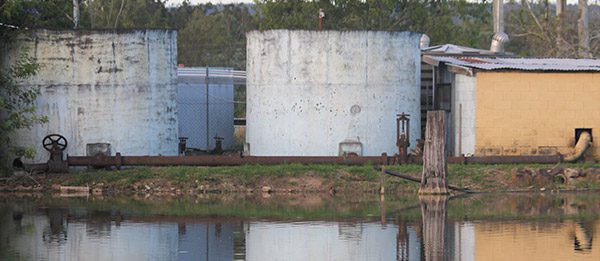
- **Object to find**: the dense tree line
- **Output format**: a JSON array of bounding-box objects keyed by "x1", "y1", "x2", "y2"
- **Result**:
[{"x1": 3, "y1": 0, "x2": 600, "y2": 69}]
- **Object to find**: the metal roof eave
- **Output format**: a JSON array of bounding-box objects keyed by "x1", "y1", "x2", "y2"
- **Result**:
[
  {"x1": 447, "y1": 64, "x2": 474, "y2": 77},
  {"x1": 422, "y1": 55, "x2": 441, "y2": 67}
]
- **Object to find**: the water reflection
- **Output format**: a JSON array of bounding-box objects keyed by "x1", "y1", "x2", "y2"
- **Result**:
[{"x1": 0, "y1": 193, "x2": 599, "y2": 260}]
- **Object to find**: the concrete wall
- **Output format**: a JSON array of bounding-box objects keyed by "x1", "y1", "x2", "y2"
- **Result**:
[
  {"x1": 4, "y1": 29, "x2": 178, "y2": 162},
  {"x1": 246, "y1": 30, "x2": 421, "y2": 156},
  {"x1": 475, "y1": 72, "x2": 600, "y2": 158},
  {"x1": 452, "y1": 74, "x2": 477, "y2": 156}
]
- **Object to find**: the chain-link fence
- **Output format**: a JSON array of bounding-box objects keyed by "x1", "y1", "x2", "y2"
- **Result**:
[{"x1": 177, "y1": 67, "x2": 245, "y2": 152}]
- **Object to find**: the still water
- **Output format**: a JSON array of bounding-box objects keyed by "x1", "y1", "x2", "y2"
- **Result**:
[{"x1": 0, "y1": 193, "x2": 599, "y2": 261}]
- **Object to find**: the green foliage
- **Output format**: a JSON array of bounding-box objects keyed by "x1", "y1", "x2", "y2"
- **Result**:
[
  {"x1": 254, "y1": 0, "x2": 494, "y2": 50},
  {"x1": 177, "y1": 4, "x2": 257, "y2": 68},
  {"x1": 0, "y1": 0, "x2": 74, "y2": 31},
  {"x1": 0, "y1": 39, "x2": 46, "y2": 174},
  {"x1": 85, "y1": 0, "x2": 170, "y2": 29}
]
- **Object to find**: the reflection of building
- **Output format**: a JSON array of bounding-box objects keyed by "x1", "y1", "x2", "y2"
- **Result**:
[
  {"x1": 2, "y1": 206, "x2": 598, "y2": 261},
  {"x1": 474, "y1": 221, "x2": 600, "y2": 261},
  {"x1": 177, "y1": 223, "x2": 234, "y2": 261},
  {"x1": 396, "y1": 221, "x2": 422, "y2": 261}
]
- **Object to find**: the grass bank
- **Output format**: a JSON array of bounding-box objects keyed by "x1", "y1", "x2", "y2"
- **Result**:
[{"x1": 2, "y1": 163, "x2": 600, "y2": 194}]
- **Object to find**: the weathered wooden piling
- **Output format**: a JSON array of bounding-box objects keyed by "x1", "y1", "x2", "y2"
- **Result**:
[{"x1": 419, "y1": 111, "x2": 449, "y2": 195}]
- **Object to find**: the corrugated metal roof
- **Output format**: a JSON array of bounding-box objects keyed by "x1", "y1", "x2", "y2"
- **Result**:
[
  {"x1": 422, "y1": 44, "x2": 495, "y2": 55},
  {"x1": 425, "y1": 56, "x2": 600, "y2": 72}
]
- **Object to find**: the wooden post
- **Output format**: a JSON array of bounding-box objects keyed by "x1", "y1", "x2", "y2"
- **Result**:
[
  {"x1": 380, "y1": 165, "x2": 386, "y2": 195},
  {"x1": 419, "y1": 111, "x2": 449, "y2": 195},
  {"x1": 420, "y1": 195, "x2": 448, "y2": 261},
  {"x1": 380, "y1": 153, "x2": 387, "y2": 195}
]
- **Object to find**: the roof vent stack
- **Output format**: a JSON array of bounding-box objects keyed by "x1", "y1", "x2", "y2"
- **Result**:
[
  {"x1": 493, "y1": 0, "x2": 504, "y2": 34},
  {"x1": 490, "y1": 32, "x2": 509, "y2": 53},
  {"x1": 420, "y1": 34, "x2": 430, "y2": 49}
]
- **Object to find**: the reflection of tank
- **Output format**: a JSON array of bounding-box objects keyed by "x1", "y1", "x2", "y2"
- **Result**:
[
  {"x1": 2, "y1": 213, "x2": 235, "y2": 261},
  {"x1": 245, "y1": 221, "x2": 398, "y2": 261}
]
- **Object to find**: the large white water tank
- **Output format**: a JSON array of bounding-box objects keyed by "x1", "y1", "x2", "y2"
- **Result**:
[
  {"x1": 246, "y1": 30, "x2": 421, "y2": 156},
  {"x1": 4, "y1": 29, "x2": 178, "y2": 162}
]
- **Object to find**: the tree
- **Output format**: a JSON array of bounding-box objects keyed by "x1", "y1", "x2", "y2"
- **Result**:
[
  {"x1": 0, "y1": 0, "x2": 76, "y2": 32},
  {"x1": 506, "y1": 0, "x2": 600, "y2": 58},
  {"x1": 84, "y1": 0, "x2": 169, "y2": 29},
  {"x1": 177, "y1": 4, "x2": 257, "y2": 69},
  {"x1": 0, "y1": 1, "x2": 60, "y2": 174}
]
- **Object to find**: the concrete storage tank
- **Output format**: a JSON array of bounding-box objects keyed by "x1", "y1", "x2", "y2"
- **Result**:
[
  {"x1": 3, "y1": 29, "x2": 178, "y2": 162},
  {"x1": 246, "y1": 30, "x2": 421, "y2": 156}
]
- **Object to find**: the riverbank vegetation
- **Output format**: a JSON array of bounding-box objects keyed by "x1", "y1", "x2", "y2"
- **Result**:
[{"x1": 2, "y1": 163, "x2": 599, "y2": 195}]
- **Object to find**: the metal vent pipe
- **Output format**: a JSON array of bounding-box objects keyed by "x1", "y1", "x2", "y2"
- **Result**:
[
  {"x1": 420, "y1": 34, "x2": 430, "y2": 49},
  {"x1": 493, "y1": 0, "x2": 504, "y2": 34},
  {"x1": 490, "y1": 32, "x2": 509, "y2": 53}
]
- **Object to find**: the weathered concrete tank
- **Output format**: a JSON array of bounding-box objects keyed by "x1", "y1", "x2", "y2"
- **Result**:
[
  {"x1": 246, "y1": 30, "x2": 421, "y2": 156},
  {"x1": 4, "y1": 29, "x2": 178, "y2": 162}
]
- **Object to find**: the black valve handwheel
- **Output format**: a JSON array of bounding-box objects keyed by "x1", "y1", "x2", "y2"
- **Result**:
[{"x1": 43, "y1": 134, "x2": 68, "y2": 151}]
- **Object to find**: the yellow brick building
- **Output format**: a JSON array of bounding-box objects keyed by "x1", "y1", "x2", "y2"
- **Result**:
[{"x1": 423, "y1": 56, "x2": 600, "y2": 159}]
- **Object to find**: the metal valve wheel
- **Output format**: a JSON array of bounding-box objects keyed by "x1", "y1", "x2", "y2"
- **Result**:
[{"x1": 43, "y1": 134, "x2": 68, "y2": 151}]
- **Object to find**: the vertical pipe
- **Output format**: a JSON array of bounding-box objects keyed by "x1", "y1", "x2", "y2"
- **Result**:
[
  {"x1": 458, "y1": 103, "x2": 462, "y2": 156},
  {"x1": 396, "y1": 116, "x2": 400, "y2": 155},
  {"x1": 407, "y1": 117, "x2": 410, "y2": 148},
  {"x1": 493, "y1": 0, "x2": 504, "y2": 34},
  {"x1": 206, "y1": 67, "x2": 210, "y2": 150},
  {"x1": 432, "y1": 65, "x2": 436, "y2": 110}
]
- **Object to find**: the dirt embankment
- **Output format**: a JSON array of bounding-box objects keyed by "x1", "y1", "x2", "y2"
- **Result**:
[{"x1": 1, "y1": 166, "x2": 599, "y2": 196}]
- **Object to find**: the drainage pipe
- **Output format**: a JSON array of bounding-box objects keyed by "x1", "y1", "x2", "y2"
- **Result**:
[{"x1": 563, "y1": 131, "x2": 592, "y2": 162}]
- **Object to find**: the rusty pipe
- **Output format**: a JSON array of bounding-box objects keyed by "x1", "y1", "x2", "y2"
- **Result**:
[{"x1": 67, "y1": 155, "x2": 390, "y2": 167}]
